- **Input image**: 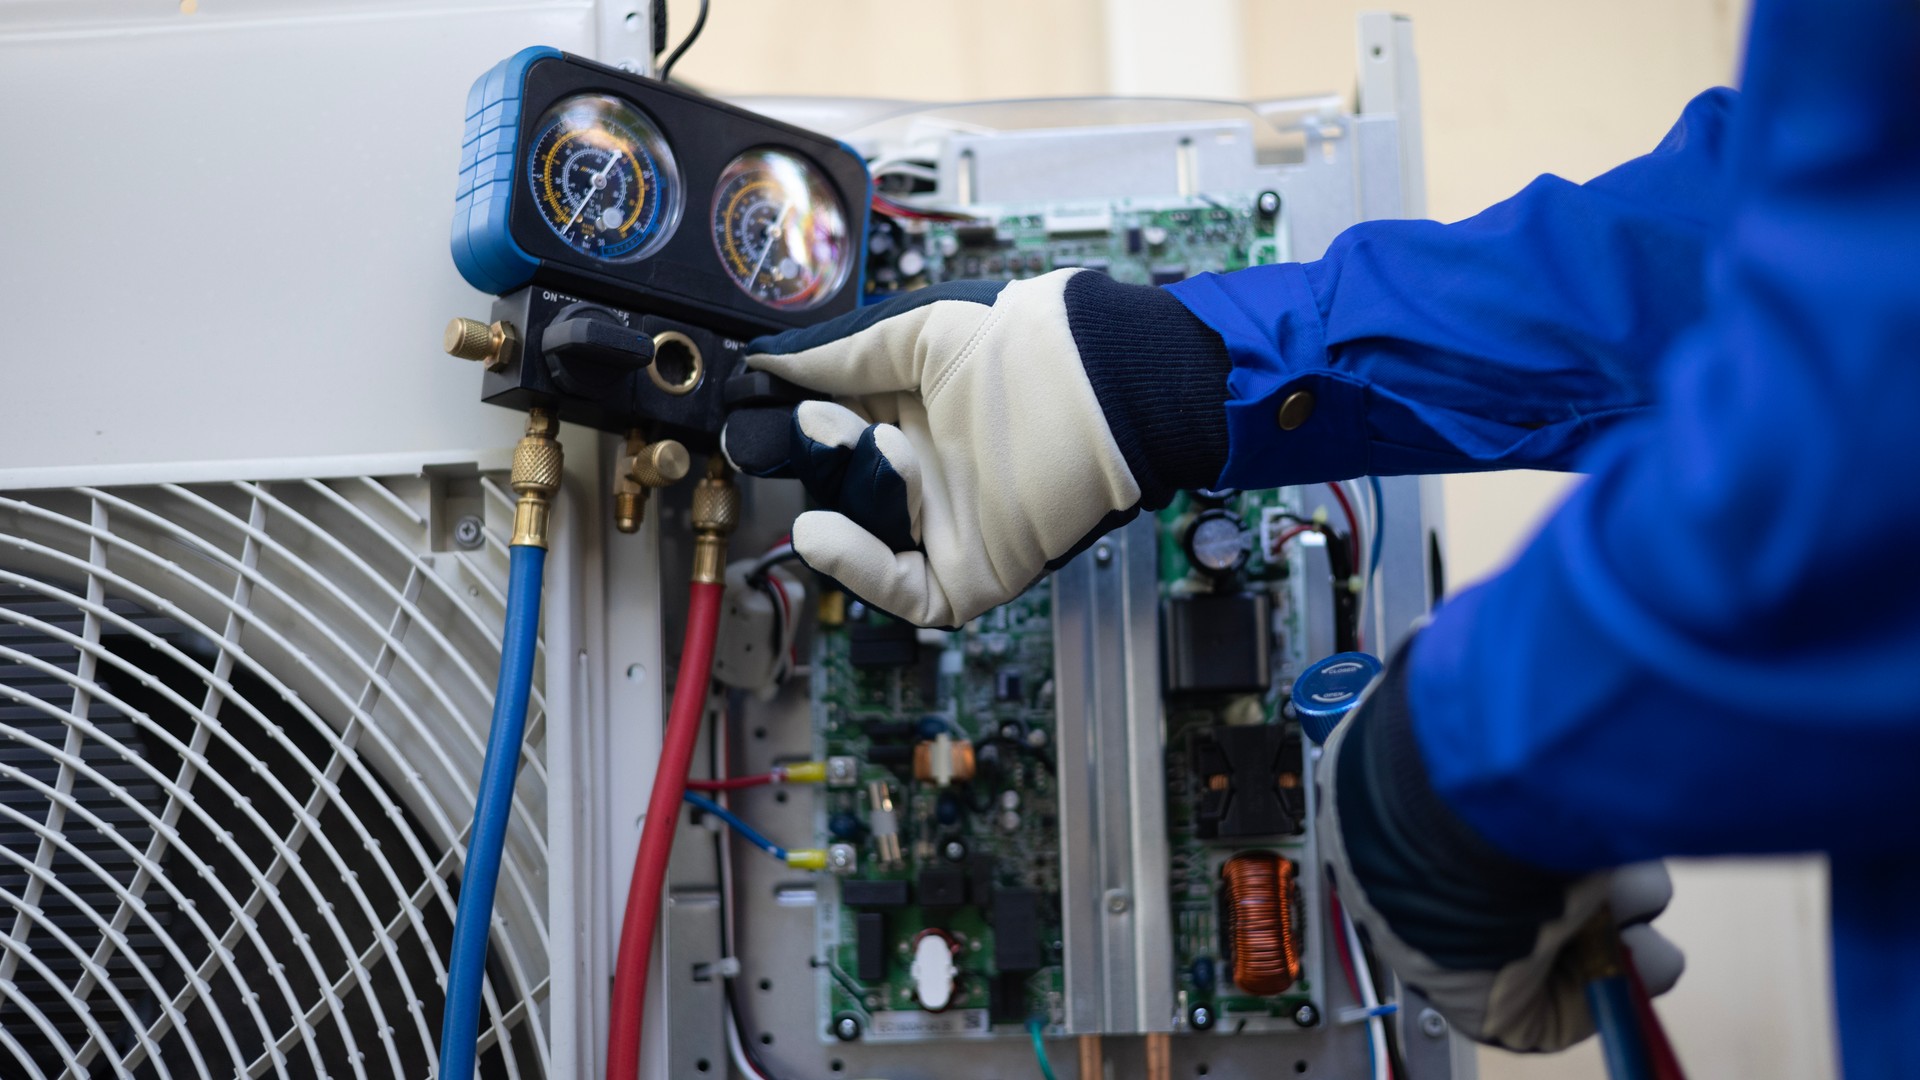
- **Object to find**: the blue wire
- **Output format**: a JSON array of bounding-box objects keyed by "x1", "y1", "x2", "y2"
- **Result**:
[
  {"x1": 1366, "y1": 474, "x2": 1386, "y2": 580},
  {"x1": 1586, "y1": 975, "x2": 1657, "y2": 1080},
  {"x1": 1026, "y1": 1018, "x2": 1058, "y2": 1080},
  {"x1": 438, "y1": 544, "x2": 546, "y2": 1080},
  {"x1": 684, "y1": 791, "x2": 789, "y2": 861}
]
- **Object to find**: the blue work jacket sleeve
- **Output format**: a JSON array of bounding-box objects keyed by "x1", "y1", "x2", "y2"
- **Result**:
[
  {"x1": 1405, "y1": 0, "x2": 1920, "y2": 873},
  {"x1": 1168, "y1": 87, "x2": 1735, "y2": 487}
]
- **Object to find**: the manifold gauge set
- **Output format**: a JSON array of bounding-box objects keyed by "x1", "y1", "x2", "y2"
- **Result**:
[{"x1": 449, "y1": 47, "x2": 870, "y2": 440}]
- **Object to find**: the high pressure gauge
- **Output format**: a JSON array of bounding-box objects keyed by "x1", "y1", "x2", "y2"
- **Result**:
[
  {"x1": 711, "y1": 149, "x2": 854, "y2": 311},
  {"x1": 525, "y1": 94, "x2": 681, "y2": 263}
]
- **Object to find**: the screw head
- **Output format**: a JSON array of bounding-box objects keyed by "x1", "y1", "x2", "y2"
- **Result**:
[
  {"x1": 1189, "y1": 1004, "x2": 1215, "y2": 1031},
  {"x1": 1094, "y1": 542, "x2": 1114, "y2": 565},
  {"x1": 942, "y1": 839, "x2": 968, "y2": 863},
  {"x1": 1105, "y1": 890, "x2": 1131, "y2": 914},
  {"x1": 1257, "y1": 190, "x2": 1282, "y2": 216},
  {"x1": 1419, "y1": 1007, "x2": 1447, "y2": 1039},
  {"x1": 452, "y1": 515, "x2": 485, "y2": 550},
  {"x1": 831, "y1": 1014, "x2": 861, "y2": 1042},
  {"x1": 828, "y1": 843, "x2": 859, "y2": 873},
  {"x1": 1292, "y1": 1003, "x2": 1320, "y2": 1028}
]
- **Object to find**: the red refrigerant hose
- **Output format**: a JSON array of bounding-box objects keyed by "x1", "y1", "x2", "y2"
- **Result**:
[
  {"x1": 608, "y1": 457, "x2": 738, "y2": 1080},
  {"x1": 607, "y1": 578, "x2": 724, "y2": 1080}
]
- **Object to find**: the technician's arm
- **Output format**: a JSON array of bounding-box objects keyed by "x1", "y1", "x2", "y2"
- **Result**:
[
  {"x1": 1170, "y1": 87, "x2": 1735, "y2": 485},
  {"x1": 727, "y1": 90, "x2": 1738, "y2": 628},
  {"x1": 1324, "y1": 0, "x2": 1920, "y2": 1069}
]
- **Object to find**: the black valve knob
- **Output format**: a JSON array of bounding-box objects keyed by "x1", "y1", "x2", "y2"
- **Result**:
[{"x1": 541, "y1": 305, "x2": 652, "y2": 398}]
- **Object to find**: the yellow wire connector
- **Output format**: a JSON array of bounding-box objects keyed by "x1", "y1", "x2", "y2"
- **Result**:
[
  {"x1": 784, "y1": 849, "x2": 830, "y2": 871},
  {"x1": 778, "y1": 761, "x2": 830, "y2": 784},
  {"x1": 510, "y1": 407, "x2": 563, "y2": 549}
]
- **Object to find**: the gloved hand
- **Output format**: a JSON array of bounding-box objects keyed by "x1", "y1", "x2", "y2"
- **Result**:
[
  {"x1": 721, "y1": 269, "x2": 1231, "y2": 627},
  {"x1": 1318, "y1": 655, "x2": 1686, "y2": 1052}
]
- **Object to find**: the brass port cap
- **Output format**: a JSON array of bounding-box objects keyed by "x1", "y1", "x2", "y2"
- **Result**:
[{"x1": 629, "y1": 439, "x2": 691, "y2": 488}]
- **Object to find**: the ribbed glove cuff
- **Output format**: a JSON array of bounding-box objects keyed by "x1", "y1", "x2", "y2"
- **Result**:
[
  {"x1": 1336, "y1": 648, "x2": 1577, "y2": 970},
  {"x1": 1064, "y1": 272, "x2": 1231, "y2": 507}
]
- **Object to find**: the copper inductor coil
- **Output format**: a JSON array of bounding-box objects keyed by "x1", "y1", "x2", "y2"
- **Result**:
[{"x1": 1222, "y1": 852, "x2": 1303, "y2": 996}]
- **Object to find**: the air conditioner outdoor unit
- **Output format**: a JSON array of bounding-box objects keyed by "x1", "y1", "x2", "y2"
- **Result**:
[{"x1": 0, "y1": 4, "x2": 1449, "y2": 1079}]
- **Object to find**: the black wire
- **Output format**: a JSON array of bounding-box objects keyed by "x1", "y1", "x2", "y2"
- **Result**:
[
  {"x1": 746, "y1": 546, "x2": 804, "y2": 586},
  {"x1": 656, "y1": 0, "x2": 709, "y2": 82}
]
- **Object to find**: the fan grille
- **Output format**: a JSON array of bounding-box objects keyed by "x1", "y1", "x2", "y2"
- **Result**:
[{"x1": 0, "y1": 477, "x2": 551, "y2": 1079}]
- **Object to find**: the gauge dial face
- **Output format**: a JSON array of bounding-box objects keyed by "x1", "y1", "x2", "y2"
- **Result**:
[
  {"x1": 526, "y1": 94, "x2": 681, "y2": 263},
  {"x1": 711, "y1": 148, "x2": 853, "y2": 310}
]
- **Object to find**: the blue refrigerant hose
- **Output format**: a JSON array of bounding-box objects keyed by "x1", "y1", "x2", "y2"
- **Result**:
[
  {"x1": 438, "y1": 543, "x2": 546, "y2": 1080},
  {"x1": 1588, "y1": 973, "x2": 1657, "y2": 1080}
]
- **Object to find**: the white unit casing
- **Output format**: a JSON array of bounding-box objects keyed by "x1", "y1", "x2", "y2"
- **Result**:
[{"x1": 0, "y1": 3, "x2": 667, "y2": 1077}]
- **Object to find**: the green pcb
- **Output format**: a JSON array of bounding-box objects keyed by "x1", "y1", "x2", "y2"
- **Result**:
[
  {"x1": 1158, "y1": 490, "x2": 1317, "y2": 1024},
  {"x1": 814, "y1": 592, "x2": 1064, "y2": 1038},
  {"x1": 867, "y1": 194, "x2": 1284, "y2": 298}
]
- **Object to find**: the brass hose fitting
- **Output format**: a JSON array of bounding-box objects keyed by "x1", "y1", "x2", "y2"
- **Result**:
[
  {"x1": 689, "y1": 456, "x2": 740, "y2": 584},
  {"x1": 509, "y1": 407, "x2": 563, "y2": 548},
  {"x1": 445, "y1": 317, "x2": 519, "y2": 372},
  {"x1": 613, "y1": 430, "x2": 691, "y2": 533}
]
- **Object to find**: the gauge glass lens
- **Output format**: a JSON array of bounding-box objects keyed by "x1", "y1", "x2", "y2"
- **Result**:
[
  {"x1": 711, "y1": 148, "x2": 852, "y2": 310},
  {"x1": 526, "y1": 94, "x2": 681, "y2": 263}
]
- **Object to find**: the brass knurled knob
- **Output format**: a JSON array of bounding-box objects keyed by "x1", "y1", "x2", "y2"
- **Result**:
[{"x1": 628, "y1": 439, "x2": 690, "y2": 488}]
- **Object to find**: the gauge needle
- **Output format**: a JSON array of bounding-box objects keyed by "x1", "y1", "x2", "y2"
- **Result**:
[
  {"x1": 564, "y1": 152, "x2": 624, "y2": 233},
  {"x1": 746, "y1": 203, "x2": 793, "y2": 285}
]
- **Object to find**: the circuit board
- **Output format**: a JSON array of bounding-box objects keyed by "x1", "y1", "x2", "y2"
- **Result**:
[
  {"x1": 813, "y1": 592, "x2": 1064, "y2": 1040},
  {"x1": 814, "y1": 194, "x2": 1305, "y2": 1044},
  {"x1": 1157, "y1": 489, "x2": 1328, "y2": 1031},
  {"x1": 864, "y1": 194, "x2": 1285, "y2": 297}
]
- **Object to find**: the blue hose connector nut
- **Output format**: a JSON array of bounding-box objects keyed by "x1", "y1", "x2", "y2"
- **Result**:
[{"x1": 1291, "y1": 652, "x2": 1383, "y2": 744}]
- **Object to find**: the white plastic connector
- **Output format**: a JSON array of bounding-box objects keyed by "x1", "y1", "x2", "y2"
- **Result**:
[
  {"x1": 712, "y1": 559, "x2": 803, "y2": 693},
  {"x1": 931, "y1": 733, "x2": 954, "y2": 787}
]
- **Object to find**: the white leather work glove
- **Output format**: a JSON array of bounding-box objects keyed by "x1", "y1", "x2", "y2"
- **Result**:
[
  {"x1": 721, "y1": 269, "x2": 1232, "y2": 627},
  {"x1": 1318, "y1": 654, "x2": 1686, "y2": 1052}
]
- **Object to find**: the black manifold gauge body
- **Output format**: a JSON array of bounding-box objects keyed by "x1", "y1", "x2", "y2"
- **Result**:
[
  {"x1": 451, "y1": 47, "x2": 870, "y2": 441},
  {"x1": 453, "y1": 46, "x2": 870, "y2": 338}
]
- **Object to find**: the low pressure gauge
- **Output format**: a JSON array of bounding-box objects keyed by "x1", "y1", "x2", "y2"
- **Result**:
[
  {"x1": 711, "y1": 148, "x2": 854, "y2": 310},
  {"x1": 525, "y1": 94, "x2": 681, "y2": 263},
  {"x1": 1185, "y1": 509, "x2": 1251, "y2": 579}
]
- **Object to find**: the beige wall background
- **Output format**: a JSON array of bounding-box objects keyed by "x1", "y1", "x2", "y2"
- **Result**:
[{"x1": 675, "y1": 3, "x2": 1835, "y2": 1077}]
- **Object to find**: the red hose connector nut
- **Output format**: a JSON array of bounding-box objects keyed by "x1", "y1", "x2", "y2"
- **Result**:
[{"x1": 690, "y1": 456, "x2": 739, "y2": 584}]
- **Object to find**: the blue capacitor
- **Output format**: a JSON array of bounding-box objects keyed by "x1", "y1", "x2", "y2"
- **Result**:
[
  {"x1": 828, "y1": 811, "x2": 865, "y2": 841},
  {"x1": 1291, "y1": 652, "x2": 1383, "y2": 745},
  {"x1": 1190, "y1": 955, "x2": 1216, "y2": 993}
]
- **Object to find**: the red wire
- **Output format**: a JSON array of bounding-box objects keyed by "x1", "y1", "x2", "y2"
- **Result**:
[
  {"x1": 1625, "y1": 948, "x2": 1688, "y2": 1080},
  {"x1": 686, "y1": 774, "x2": 776, "y2": 792},
  {"x1": 1268, "y1": 523, "x2": 1319, "y2": 558},
  {"x1": 1328, "y1": 887, "x2": 1393, "y2": 1080},
  {"x1": 1323, "y1": 482, "x2": 1363, "y2": 569},
  {"x1": 607, "y1": 580, "x2": 726, "y2": 1080},
  {"x1": 770, "y1": 572, "x2": 794, "y2": 670},
  {"x1": 1326, "y1": 888, "x2": 1364, "y2": 1003}
]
